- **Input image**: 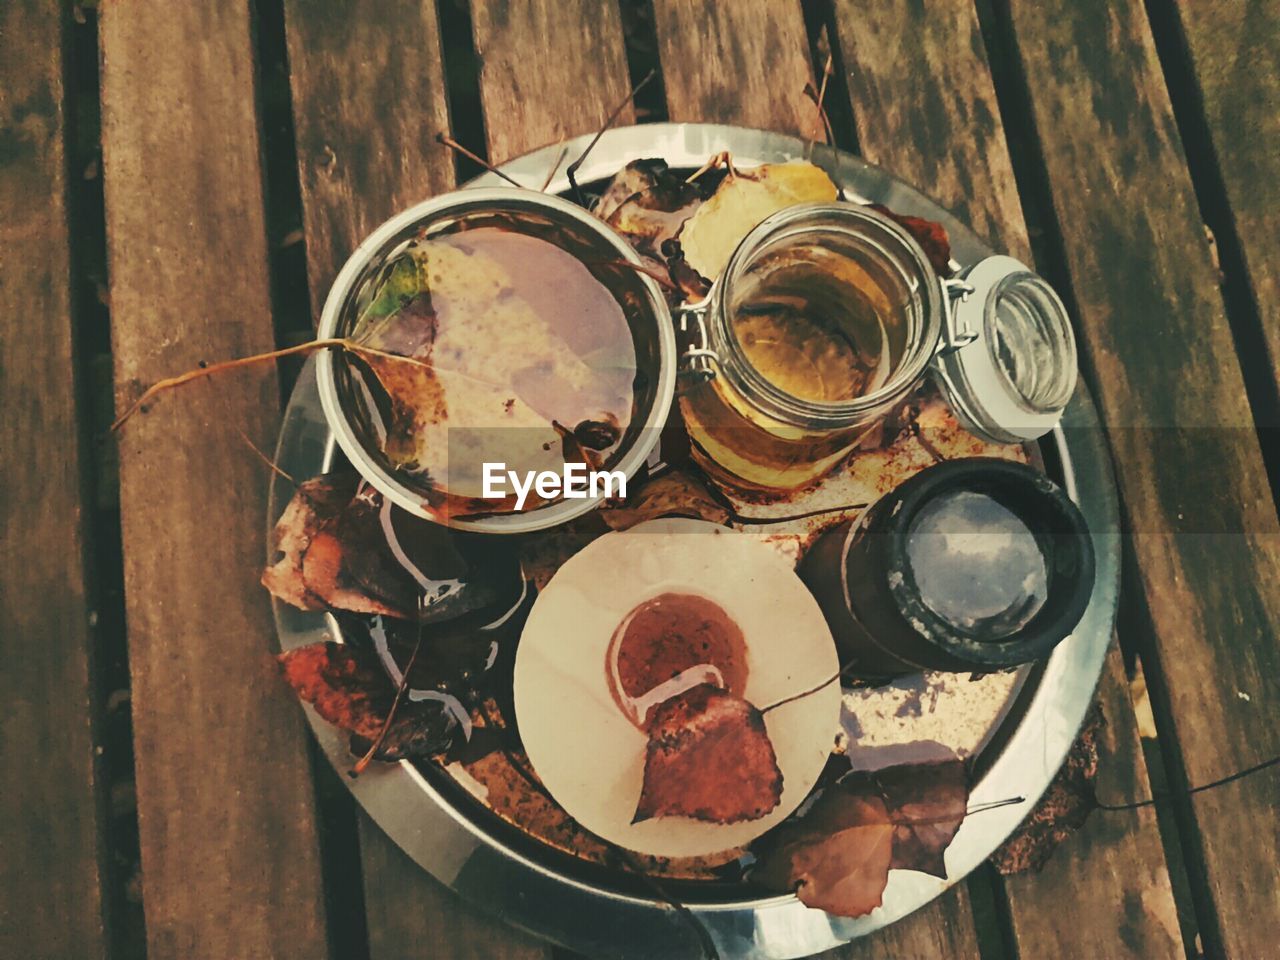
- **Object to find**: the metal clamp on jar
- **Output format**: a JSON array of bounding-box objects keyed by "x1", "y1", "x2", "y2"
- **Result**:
[{"x1": 676, "y1": 203, "x2": 1078, "y2": 491}]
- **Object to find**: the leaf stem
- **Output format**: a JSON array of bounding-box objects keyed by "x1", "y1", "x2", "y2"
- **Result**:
[
  {"x1": 1095, "y1": 754, "x2": 1280, "y2": 811},
  {"x1": 435, "y1": 133, "x2": 523, "y2": 188},
  {"x1": 110, "y1": 338, "x2": 348, "y2": 432},
  {"x1": 567, "y1": 68, "x2": 656, "y2": 205}
]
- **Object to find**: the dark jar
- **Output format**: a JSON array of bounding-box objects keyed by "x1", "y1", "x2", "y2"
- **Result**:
[{"x1": 798, "y1": 458, "x2": 1095, "y2": 678}]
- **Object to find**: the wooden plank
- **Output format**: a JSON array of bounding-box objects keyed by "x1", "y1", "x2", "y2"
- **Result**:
[
  {"x1": 98, "y1": 4, "x2": 330, "y2": 957},
  {"x1": 651, "y1": 0, "x2": 816, "y2": 137},
  {"x1": 833, "y1": 0, "x2": 1029, "y2": 261},
  {"x1": 1168, "y1": 0, "x2": 1280, "y2": 398},
  {"x1": 1002, "y1": 1, "x2": 1280, "y2": 955},
  {"x1": 1002, "y1": 652, "x2": 1182, "y2": 958},
  {"x1": 470, "y1": 0, "x2": 634, "y2": 163},
  {"x1": 282, "y1": 2, "x2": 552, "y2": 956},
  {"x1": 828, "y1": 2, "x2": 1183, "y2": 955},
  {"x1": 818, "y1": 886, "x2": 981, "y2": 960},
  {"x1": 0, "y1": 3, "x2": 109, "y2": 957},
  {"x1": 283, "y1": 0, "x2": 456, "y2": 305}
]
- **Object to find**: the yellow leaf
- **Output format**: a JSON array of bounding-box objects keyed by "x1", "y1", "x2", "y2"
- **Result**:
[{"x1": 680, "y1": 161, "x2": 838, "y2": 281}]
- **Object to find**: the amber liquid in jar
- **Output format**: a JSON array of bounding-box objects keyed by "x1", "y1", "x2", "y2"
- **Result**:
[{"x1": 681, "y1": 234, "x2": 915, "y2": 491}]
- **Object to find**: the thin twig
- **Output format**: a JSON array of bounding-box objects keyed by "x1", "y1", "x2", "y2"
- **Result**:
[
  {"x1": 235, "y1": 426, "x2": 296, "y2": 487},
  {"x1": 760, "y1": 659, "x2": 862, "y2": 715},
  {"x1": 730, "y1": 501, "x2": 868, "y2": 526},
  {"x1": 1095, "y1": 754, "x2": 1280, "y2": 812},
  {"x1": 965, "y1": 796, "x2": 1026, "y2": 816},
  {"x1": 567, "y1": 68, "x2": 656, "y2": 205},
  {"x1": 111, "y1": 336, "x2": 487, "y2": 433},
  {"x1": 539, "y1": 142, "x2": 569, "y2": 192},
  {"x1": 910, "y1": 419, "x2": 948, "y2": 464},
  {"x1": 110, "y1": 338, "x2": 347, "y2": 432},
  {"x1": 351, "y1": 617, "x2": 426, "y2": 776},
  {"x1": 685, "y1": 150, "x2": 737, "y2": 185},
  {"x1": 436, "y1": 133, "x2": 523, "y2": 188}
]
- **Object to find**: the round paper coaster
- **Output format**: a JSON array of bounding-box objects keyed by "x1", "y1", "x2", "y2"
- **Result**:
[{"x1": 514, "y1": 518, "x2": 841, "y2": 858}]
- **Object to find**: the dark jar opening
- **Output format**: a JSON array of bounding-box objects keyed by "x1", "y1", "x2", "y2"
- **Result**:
[{"x1": 798, "y1": 458, "x2": 1095, "y2": 678}]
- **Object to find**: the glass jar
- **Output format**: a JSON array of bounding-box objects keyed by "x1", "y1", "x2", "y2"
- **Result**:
[
  {"x1": 797, "y1": 458, "x2": 1096, "y2": 678},
  {"x1": 677, "y1": 203, "x2": 1078, "y2": 492}
]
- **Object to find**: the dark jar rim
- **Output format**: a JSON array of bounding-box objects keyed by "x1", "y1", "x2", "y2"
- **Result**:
[{"x1": 846, "y1": 457, "x2": 1096, "y2": 671}]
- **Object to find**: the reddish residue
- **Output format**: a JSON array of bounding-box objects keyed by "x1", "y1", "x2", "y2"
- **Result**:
[{"x1": 606, "y1": 592, "x2": 748, "y2": 728}]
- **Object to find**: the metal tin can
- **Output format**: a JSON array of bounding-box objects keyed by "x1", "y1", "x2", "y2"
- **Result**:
[{"x1": 315, "y1": 187, "x2": 676, "y2": 534}]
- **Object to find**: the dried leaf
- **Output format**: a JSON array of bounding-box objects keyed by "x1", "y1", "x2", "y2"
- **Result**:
[
  {"x1": 276, "y1": 641, "x2": 457, "y2": 761},
  {"x1": 679, "y1": 161, "x2": 838, "y2": 281},
  {"x1": 606, "y1": 182, "x2": 703, "y2": 262},
  {"x1": 633, "y1": 684, "x2": 783, "y2": 825},
  {"x1": 752, "y1": 755, "x2": 970, "y2": 915},
  {"x1": 876, "y1": 759, "x2": 968, "y2": 878},
  {"x1": 264, "y1": 475, "x2": 524, "y2": 624},
  {"x1": 601, "y1": 470, "x2": 731, "y2": 530},
  {"x1": 867, "y1": 203, "x2": 952, "y2": 276},
  {"x1": 990, "y1": 703, "x2": 1103, "y2": 874},
  {"x1": 752, "y1": 788, "x2": 894, "y2": 917},
  {"x1": 261, "y1": 473, "x2": 399, "y2": 614},
  {"x1": 593, "y1": 158, "x2": 672, "y2": 222}
]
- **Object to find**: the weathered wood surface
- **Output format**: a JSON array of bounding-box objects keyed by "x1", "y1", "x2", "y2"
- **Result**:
[
  {"x1": 651, "y1": 0, "x2": 816, "y2": 138},
  {"x1": 1169, "y1": 0, "x2": 1280, "y2": 399},
  {"x1": 32, "y1": 0, "x2": 1276, "y2": 956},
  {"x1": 830, "y1": 2, "x2": 1182, "y2": 956},
  {"x1": 98, "y1": 3, "x2": 330, "y2": 957},
  {"x1": 1002, "y1": 654, "x2": 1182, "y2": 958},
  {"x1": 1005, "y1": 0, "x2": 1280, "y2": 955},
  {"x1": 0, "y1": 3, "x2": 108, "y2": 957},
  {"x1": 832, "y1": 0, "x2": 1029, "y2": 261},
  {"x1": 282, "y1": 2, "x2": 552, "y2": 956},
  {"x1": 284, "y1": 0, "x2": 456, "y2": 306},
  {"x1": 470, "y1": 0, "x2": 634, "y2": 163}
]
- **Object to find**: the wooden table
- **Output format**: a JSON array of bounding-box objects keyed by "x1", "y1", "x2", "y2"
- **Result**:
[{"x1": 4, "y1": 1, "x2": 1278, "y2": 957}]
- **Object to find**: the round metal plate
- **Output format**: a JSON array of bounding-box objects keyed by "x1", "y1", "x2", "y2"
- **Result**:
[{"x1": 269, "y1": 123, "x2": 1120, "y2": 960}]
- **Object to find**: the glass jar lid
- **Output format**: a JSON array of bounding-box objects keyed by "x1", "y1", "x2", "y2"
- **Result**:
[{"x1": 932, "y1": 255, "x2": 1078, "y2": 443}]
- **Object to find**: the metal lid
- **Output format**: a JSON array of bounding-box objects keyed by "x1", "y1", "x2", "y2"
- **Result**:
[{"x1": 932, "y1": 255, "x2": 1078, "y2": 443}]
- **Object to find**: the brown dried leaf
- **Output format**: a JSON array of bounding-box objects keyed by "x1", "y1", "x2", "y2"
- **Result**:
[
  {"x1": 753, "y1": 788, "x2": 894, "y2": 918},
  {"x1": 601, "y1": 470, "x2": 731, "y2": 531},
  {"x1": 867, "y1": 203, "x2": 952, "y2": 276},
  {"x1": 633, "y1": 684, "x2": 783, "y2": 825},
  {"x1": 276, "y1": 641, "x2": 457, "y2": 761},
  {"x1": 753, "y1": 756, "x2": 970, "y2": 916},
  {"x1": 679, "y1": 161, "x2": 838, "y2": 281},
  {"x1": 593, "y1": 158, "x2": 671, "y2": 222},
  {"x1": 606, "y1": 184, "x2": 703, "y2": 262},
  {"x1": 876, "y1": 759, "x2": 969, "y2": 879},
  {"x1": 258, "y1": 476, "x2": 394, "y2": 616},
  {"x1": 263, "y1": 475, "x2": 411, "y2": 620},
  {"x1": 989, "y1": 702, "x2": 1103, "y2": 874}
]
